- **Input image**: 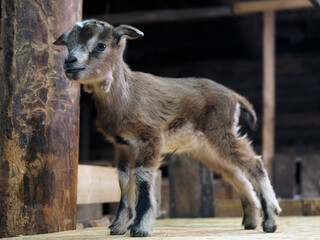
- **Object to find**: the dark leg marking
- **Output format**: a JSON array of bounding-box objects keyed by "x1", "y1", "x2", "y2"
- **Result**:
[
  {"x1": 261, "y1": 195, "x2": 277, "y2": 233},
  {"x1": 117, "y1": 161, "x2": 127, "y2": 173},
  {"x1": 130, "y1": 180, "x2": 151, "y2": 237},
  {"x1": 109, "y1": 196, "x2": 127, "y2": 235},
  {"x1": 109, "y1": 163, "x2": 131, "y2": 235}
]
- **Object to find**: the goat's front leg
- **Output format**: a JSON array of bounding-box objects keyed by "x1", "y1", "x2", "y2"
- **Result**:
[
  {"x1": 110, "y1": 146, "x2": 136, "y2": 235},
  {"x1": 129, "y1": 136, "x2": 160, "y2": 237}
]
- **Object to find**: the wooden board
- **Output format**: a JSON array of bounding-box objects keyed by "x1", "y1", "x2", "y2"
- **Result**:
[
  {"x1": 274, "y1": 154, "x2": 295, "y2": 198},
  {"x1": 169, "y1": 154, "x2": 214, "y2": 218},
  {"x1": 301, "y1": 155, "x2": 320, "y2": 198},
  {"x1": 262, "y1": 10, "x2": 276, "y2": 183},
  {"x1": 91, "y1": 0, "x2": 314, "y2": 25},
  {"x1": 7, "y1": 217, "x2": 320, "y2": 239},
  {"x1": 77, "y1": 165, "x2": 121, "y2": 204},
  {"x1": 234, "y1": 0, "x2": 313, "y2": 14},
  {"x1": 214, "y1": 198, "x2": 320, "y2": 217}
]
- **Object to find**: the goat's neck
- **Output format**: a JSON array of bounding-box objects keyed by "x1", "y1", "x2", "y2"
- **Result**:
[
  {"x1": 91, "y1": 61, "x2": 131, "y2": 132},
  {"x1": 92, "y1": 61, "x2": 130, "y2": 103}
]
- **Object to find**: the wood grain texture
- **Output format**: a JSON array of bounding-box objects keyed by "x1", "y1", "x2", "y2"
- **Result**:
[
  {"x1": 7, "y1": 217, "x2": 320, "y2": 239},
  {"x1": 77, "y1": 165, "x2": 121, "y2": 204},
  {"x1": 0, "y1": 0, "x2": 82, "y2": 237},
  {"x1": 262, "y1": 11, "x2": 276, "y2": 183},
  {"x1": 274, "y1": 154, "x2": 295, "y2": 198},
  {"x1": 234, "y1": 0, "x2": 313, "y2": 14},
  {"x1": 301, "y1": 155, "x2": 320, "y2": 198},
  {"x1": 169, "y1": 154, "x2": 214, "y2": 218},
  {"x1": 214, "y1": 198, "x2": 320, "y2": 217}
]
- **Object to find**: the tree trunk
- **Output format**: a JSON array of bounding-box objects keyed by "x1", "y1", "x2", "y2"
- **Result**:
[{"x1": 0, "y1": 0, "x2": 82, "y2": 237}]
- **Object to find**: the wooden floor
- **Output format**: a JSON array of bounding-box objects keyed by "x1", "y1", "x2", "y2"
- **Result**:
[{"x1": 6, "y1": 217, "x2": 320, "y2": 240}]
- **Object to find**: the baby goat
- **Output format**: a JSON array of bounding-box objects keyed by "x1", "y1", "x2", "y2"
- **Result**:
[{"x1": 54, "y1": 20, "x2": 281, "y2": 237}]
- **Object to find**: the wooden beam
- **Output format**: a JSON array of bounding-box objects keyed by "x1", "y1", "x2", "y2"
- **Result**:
[
  {"x1": 92, "y1": 7, "x2": 232, "y2": 25},
  {"x1": 214, "y1": 198, "x2": 320, "y2": 217},
  {"x1": 234, "y1": 0, "x2": 313, "y2": 14},
  {"x1": 262, "y1": 11, "x2": 276, "y2": 183},
  {"x1": 77, "y1": 165, "x2": 121, "y2": 204},
  {"x1": 87, "y1": 1, "x2": 314, "y2": 25},
  {"x1": 0, "y1": 0, "x2": 81, "y2": 238},
  {"x1": 169, "y1": 154, "x2": 214, "y2": 218}
]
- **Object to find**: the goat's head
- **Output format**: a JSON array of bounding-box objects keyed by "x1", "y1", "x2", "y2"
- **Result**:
[{"x1": 54, "y1": 19, "x2": 143, "y2": 84}]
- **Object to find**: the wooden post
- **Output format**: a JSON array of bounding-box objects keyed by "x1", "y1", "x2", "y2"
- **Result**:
[
  {"x1": 0, "y1": 0, "x2": 82, "y2": 238},
  {"x1": 262, "y1": 11, "x2": 276, "y2": 183},
  {"x1": 169, "y1": 154, "x2": 214, "y2": 218}
]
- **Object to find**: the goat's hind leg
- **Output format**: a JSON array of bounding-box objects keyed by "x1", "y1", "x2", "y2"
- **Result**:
[
  {"x1": 109, "y1": 147, "x2": 136, "y2": 235},
  {"x1": 194, "y1": 149, "x2": 260, "y2": 230},
  {"x1": 246, "y1": 156, "x2": 282, "y2": 232},
  {"x1": 207, "y1": 134, "x2": 281, "y2": 232},
  {"x1": 226, "y1": 138, "x2": 281, "y2": 232}
]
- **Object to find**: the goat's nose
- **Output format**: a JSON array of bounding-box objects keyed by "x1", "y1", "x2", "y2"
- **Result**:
[{"x1": 64, "y1": 55, "x2": 77, "y2": 64}]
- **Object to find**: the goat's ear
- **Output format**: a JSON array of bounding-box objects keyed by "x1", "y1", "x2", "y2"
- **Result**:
[
  {"x1": 53, "y1": 30, "x2": 70, "y2": 46},
  {"x1": 113, "y1": 25, "x2": 144, "y2": 41}
]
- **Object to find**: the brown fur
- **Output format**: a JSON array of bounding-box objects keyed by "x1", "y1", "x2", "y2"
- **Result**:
[{"x1": 54, "y1": 19, "x2": 281, "y2": 237}]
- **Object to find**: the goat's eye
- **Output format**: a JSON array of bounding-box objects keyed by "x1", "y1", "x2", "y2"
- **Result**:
[{"x1": 95, "y1": 43, "x2": 106, "y2": 51}]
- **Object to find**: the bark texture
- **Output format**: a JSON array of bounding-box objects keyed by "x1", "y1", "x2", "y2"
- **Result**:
[{"x1": 0, "y1": 0, "x2": 82, "y2": 237}]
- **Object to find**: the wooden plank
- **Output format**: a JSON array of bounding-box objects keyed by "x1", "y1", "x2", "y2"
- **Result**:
[
  {"x1": 274, "y1": 154, "x2": 295, "y2": 198},
  {"x1": 214, "y1": 199, "x2": 320, "y2": 217},
  {"x1": 87, "y1": 1, "x2": 314, "y2": 25},
  {"x1": 213, "y1": 178, "x2": 239, "y2": 200},
  {"x1": 76, "y1": 204, "x2": 103, "y2": 222},
  {"x1": 301, "y1": 155, "x2": 320, "y2": 198},
  {"x1": 214, "y1": 200, "x2": 243, "y2": 217},
  {"x1": 160, "y1": 178, "x2": 170, "y2": 218},
  {"x1": 77, "y1": 165, "x2": 121, "y2": 204},
  {"x1": 302, "y1": 198, "x2": 320, "y2": 215},
  {"x1": 154, "y1": 170, "x2": 163, "y2": 218},
  {"x1": 0, "y1": 0, "x2": 81, "y2": 238},
  {"x1": 279, "y1": 199, "x2": 303, "y2": 216},
  {"x1": 8, "y1": 217, "x2": 320, "y2": 239},
  {"x1": 234, "y1": 0, "x2": 313, "y2": 14},
  {"x1": 169, "y1": 154, "x2": 214, "y2": 218},
  {"x1": 92, "y1": 7, "x2": 232, "y2": 25},
  {"x1": 262, "y1": 11, "x2": 276, "y2": 183}
]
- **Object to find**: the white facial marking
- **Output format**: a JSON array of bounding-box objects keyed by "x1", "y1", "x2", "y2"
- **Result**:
[
  {"x1": 87, "y1": 35, "x2": 99, "y2": 52},
  {"x1": 75, "y1": 20, "x2": 91, "y2": 28}
]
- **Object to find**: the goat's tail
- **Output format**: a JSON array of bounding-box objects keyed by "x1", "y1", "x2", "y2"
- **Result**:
[{"x1": 234, "y1": 93, "x2": 257, "y2": 131}]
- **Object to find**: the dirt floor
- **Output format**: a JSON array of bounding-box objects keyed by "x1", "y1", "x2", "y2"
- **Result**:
[{"x1": 5, "y1": 216, "x2": 320, "y2": 240}]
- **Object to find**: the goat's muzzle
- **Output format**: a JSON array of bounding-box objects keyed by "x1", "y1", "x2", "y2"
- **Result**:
[{"x1": 63, "y1": 55, "x2": 85, "y2": 80}]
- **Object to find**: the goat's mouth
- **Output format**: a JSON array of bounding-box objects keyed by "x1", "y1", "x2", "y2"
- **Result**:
[{"x1": 65, "y1": 68, "x2": 85, "y2": 74}]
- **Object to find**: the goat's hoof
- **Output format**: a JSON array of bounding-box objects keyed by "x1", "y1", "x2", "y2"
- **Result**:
[
  {"x1": 130, "y1": 227, "x2": 150, "y2": 237},
  {"x1": 242, "y1": 214, "x2": 258, "y2": 230},
  {"x1": 109, "y1": 222, "x2": 127, "y2": 235},
  {"x1": 263, "y1": 225, "x2": 277, "y2": 233},
  {"x1": 244, "y1": 224, "x2": 257, "y2": 230},
  {"x1": 110, "y1": 229, "x2": 126, "y2": 235}
]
